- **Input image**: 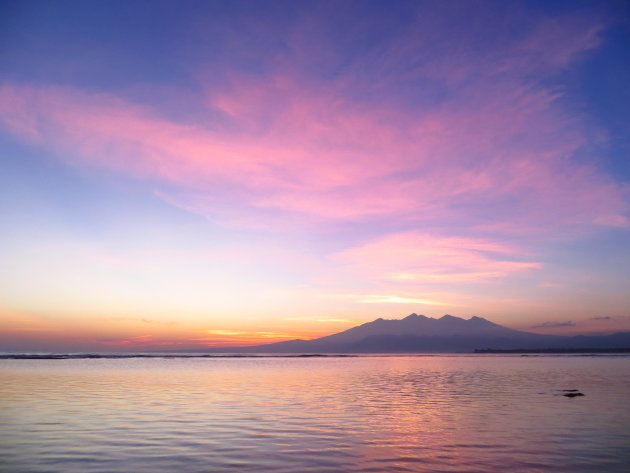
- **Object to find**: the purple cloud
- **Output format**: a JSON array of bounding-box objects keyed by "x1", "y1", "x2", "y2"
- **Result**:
[{"x1": 531, "y1": 321, "x2": 576, "y2": 328}]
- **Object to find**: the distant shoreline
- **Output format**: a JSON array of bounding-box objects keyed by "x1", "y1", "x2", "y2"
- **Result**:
[
  {"x1": 2, "y1": 350, "x2": 630, "y2": 359},
  {"x1": 0, "y1": 353, "x2": 359, "y2": 360},
  {"x1": 474, "y1": 348, "x2": 630, "y2": 354}
]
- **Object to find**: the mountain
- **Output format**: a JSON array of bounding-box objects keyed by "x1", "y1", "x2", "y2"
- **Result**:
[{"x1": 212, "y1": 314, "x2": 630, "y2": 353}]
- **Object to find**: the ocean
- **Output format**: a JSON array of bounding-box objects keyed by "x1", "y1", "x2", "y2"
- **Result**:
[{"x1": 1, "y1": 354, "x2": 629, "y2": 472}]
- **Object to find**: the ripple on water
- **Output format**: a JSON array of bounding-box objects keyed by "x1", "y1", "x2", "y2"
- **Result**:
[{"x1": 1, "y1": 355, "x2": 630, "y2": 472}]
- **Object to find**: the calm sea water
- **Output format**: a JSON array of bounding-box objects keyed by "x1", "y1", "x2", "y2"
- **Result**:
[{"x1": 1, "y1": 355, "x2": 629, "y2": 473}]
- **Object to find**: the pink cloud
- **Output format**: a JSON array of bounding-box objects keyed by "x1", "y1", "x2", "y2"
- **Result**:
[
  {"x1": 1, "y1": 79, "x2": 625, "y2": 236},
  {"x1": 0, "y1": 9, "x2": 626, "y2": 239},
  {"x1": 332, "y1": 231, "x2": 542, "y2": 284}
]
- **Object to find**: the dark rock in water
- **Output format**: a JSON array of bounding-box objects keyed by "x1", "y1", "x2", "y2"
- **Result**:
[{"x1": 563, "y1": 392, "x2": 585, "y2": 398}]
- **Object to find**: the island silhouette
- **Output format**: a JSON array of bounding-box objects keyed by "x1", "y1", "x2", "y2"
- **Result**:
[{"x1": 204, "y1": 314, "x2": 630, "y2": 353}]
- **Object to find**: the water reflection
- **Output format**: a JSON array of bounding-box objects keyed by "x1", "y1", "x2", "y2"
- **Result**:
[{"x1": 1, "y1": 356, "x2": 629, "y2": 472}]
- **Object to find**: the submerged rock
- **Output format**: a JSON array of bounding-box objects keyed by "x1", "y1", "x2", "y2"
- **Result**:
[{"x1": 563, "y1": 392, "x2": 585, "y2": 398}]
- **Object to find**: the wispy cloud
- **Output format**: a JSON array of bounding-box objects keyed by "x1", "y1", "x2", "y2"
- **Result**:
[
  {"x1": 539, "y1": 282, "x2": 564, "y2": 289},
  {"x1": 0, "y1": 5, "x2": 626, "y2": 239},
  {"x1": 285, "y1": 317, "x2": 353, "y2": 323},
  {"x1": 357, "y1": 295, "x2": 451, "y2": 305},
  {"x1": 531, "y1": 321, "x2": 576, "y2": 328},
  {"x1": 315, "y1": 318, "x2": 352, "y2": 323},
  {"x1": 332, "y1": 232, "x2": 542, "y2": 285},
  {"x1": 193, "y1": 329, "x2": 304, "y2": 346},
  {"x1": 255, "y1": 331, "x2": 297, "y2": 339},
  {"x1": 207, "y1": 330, "x2": 247, "y2": 336},
  {"x1": 97, "y1": 334, "x2": 155, "y2": 345}
]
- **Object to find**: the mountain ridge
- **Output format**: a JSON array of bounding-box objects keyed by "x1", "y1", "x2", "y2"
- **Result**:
[{"x1": 207, "y1": 314, "x2": 630, "y2": 353}]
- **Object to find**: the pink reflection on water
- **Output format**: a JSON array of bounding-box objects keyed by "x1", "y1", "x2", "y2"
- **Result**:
[{"x1": 1, "y1": 356, "x2": 629, "y2": 472}]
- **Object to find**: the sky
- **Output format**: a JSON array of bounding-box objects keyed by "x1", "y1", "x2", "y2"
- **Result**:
[{"x1": 1, "y1": 0, "x2": 629, "y2": 352}]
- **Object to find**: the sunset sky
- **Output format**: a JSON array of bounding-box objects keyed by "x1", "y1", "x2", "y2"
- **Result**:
[{"x1": 1, "y1": 0, "x2": 629, "y2": 351}]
